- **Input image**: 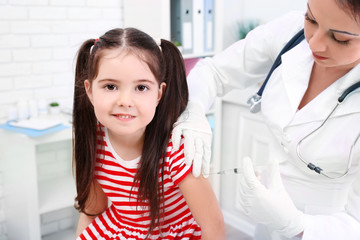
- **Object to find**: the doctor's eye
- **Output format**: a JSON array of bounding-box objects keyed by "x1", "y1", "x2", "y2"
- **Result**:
[
  {"x1": 331, "y1": 34, "x2": 350, "y2": 46},
  {"x1": 305, "y1": 13, "x2": 317, "y2": 25},
  {"x1": 136, "y1": 85, "x2": 149, "y2": 92},
  {"x1": 105, "y1": 84, "x2": 117, "y2": 91}
]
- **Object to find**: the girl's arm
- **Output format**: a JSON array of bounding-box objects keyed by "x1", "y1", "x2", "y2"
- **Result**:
[
  {"x1": 75, "y1": 180, "x2": 108, "y2": 237},
  {"x1": 179, "y1": 173, "x2": 225, "y2": 240}
]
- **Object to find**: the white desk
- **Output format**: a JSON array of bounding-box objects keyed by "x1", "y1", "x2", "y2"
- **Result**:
[{"x1": 0, "y1": 119, "x2": 76, "y2": 240}]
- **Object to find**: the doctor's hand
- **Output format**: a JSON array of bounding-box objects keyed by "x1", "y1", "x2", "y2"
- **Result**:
[
  {"x1": 171, "y1": 101, "x2": 212, "y2": 178},
  {"x1": 238, "y1": 157, "x2": 304, "y2": 238}
]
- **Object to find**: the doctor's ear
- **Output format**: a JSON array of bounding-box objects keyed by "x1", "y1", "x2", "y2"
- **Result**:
[{"x1": 84, "y1": 80, "x2": 94, "y2": 104}]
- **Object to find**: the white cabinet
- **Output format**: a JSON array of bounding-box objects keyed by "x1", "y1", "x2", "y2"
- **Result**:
[
  {"x1": 215, "y1": 87, "x2": 274, "y2": 237},
  {"x1": 0, "y1": 126, "x2": 77, "y2": 240}
]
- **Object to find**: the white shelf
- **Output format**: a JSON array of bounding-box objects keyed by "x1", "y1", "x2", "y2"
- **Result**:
[{"x1": 38, "y1": 175, "x2": 76, "y2": 215}]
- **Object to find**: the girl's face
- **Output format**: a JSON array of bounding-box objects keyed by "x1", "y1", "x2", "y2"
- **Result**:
[
  {"x1": 305, "y1": 0, "x2": 360, "y2": 70},
  {"x1": 85, "y1": 50, "x2": 165, "y2": 140}
]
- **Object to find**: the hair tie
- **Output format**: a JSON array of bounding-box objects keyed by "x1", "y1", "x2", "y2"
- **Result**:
[
  {"x1": 94, "y1": 38, "x2": 99, "y2": 45},
  {"x1": 153, "y1": 38, "x2": 162, "y2": 50},
  {"x1": 154, "y1": 38, "x2": 161, "y2": 46}
]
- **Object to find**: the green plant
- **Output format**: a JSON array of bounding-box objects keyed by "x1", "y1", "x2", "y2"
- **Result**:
[
  {"x1": 173, "y1": 41, "x2": 182, "y2": 47},
  {"x1": 49, "y1": 102, "x2": 59, "y2": 107},
  {"x1": 237, "y1": 19, "x2": 259, "y2": 40}
]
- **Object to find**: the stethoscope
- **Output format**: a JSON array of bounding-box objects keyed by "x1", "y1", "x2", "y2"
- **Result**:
[
  {"x1": 246, "y1": 28, "x2": 360, "y2": 179},
  {"x1": 213, "y1": 81, "x2": 360, "y2": 178},
  {"x1": 295, "y1": 81, "x2": 360, "y2": 179}
]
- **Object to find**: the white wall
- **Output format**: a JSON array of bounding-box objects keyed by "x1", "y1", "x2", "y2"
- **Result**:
[
  {"x1": 0, "y1": 0, "x2": 309, "y2": 123},
  {"x1": 0, "y1": 0, "x2": 123, "y2": 122},
  {"x1": 222, "y1": 0, "x2": 307, "y2": 48}
]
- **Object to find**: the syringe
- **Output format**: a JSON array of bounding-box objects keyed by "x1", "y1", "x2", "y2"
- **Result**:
[{"x1": 209, "y1": 168, "x2": 241, "y2": 175}]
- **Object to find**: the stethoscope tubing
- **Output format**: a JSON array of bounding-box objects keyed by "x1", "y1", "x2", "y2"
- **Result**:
[
  {"x1": 219, "y1": 82, "x2": 360, "y2": 177},
  {"x1": 296, "y1": 81, "x2": 360, "y2": 179}
]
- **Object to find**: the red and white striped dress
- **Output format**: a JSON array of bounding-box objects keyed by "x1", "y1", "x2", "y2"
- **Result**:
[{"x1": 77, "y1": 127, "x2": 201, "y2": 240}]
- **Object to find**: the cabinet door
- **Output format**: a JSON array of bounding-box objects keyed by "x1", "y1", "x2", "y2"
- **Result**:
[
  {"x1": 0, "y1": 129, "x2": 74, "y2": 240},
  {"x1": 218, "y1": 88, "x2": 273, "y2": 236},
  {"x1": 0, "y1": 134, "x2": 41, "y2": 240}
]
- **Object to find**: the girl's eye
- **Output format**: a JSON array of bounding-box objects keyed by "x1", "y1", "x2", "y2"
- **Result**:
[
  {"x1": 136, "y1": 85, "x2": 148, "y2": 92},
  {"x1": 331, "y1": 35, "x2": 350, "y2": 45},
  {"x1": 105, "y1": 84, "x2": 117, "y2": 91},
  {"x1": 305, "y1": 13, "x2": 317, "y2": 25}
]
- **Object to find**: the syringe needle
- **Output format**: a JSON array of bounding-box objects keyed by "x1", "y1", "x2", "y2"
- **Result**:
[{"x1": 211, "y1": 168, "x2": 241, "y2": 175}]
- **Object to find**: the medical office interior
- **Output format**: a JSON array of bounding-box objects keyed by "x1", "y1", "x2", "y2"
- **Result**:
[{"x1": 0, "y1": 0, "x2": 306, "y2": 239}]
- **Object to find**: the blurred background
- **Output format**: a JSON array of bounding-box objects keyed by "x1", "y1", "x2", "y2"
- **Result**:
[{"x1": 0, "y1": 0, "x2": 306, "y2": 239}]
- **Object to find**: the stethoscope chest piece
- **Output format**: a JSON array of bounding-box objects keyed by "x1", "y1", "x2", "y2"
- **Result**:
[{"x1": 247, "y1": 94, "x2": 262, "y2": 113}]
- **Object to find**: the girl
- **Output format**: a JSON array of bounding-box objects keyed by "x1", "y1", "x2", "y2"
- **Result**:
[{"x1": 72, "y1": 28, "x2": 225, "y2": 240}]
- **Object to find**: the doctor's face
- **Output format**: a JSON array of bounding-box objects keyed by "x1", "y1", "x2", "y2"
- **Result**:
[{"x1": 305, "y1": 0, "x2": 360, "y2": 70}]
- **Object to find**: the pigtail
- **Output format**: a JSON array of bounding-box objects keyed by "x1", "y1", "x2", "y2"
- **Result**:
[
  {"x1": 138, "y1": 38, "x2": 189, "y2": 237},
  {"x1": 73, "y1": 39, "x2": 98, "y2": 214},
  {"x1": 158, "y1": 39, "x2": 188, "y2": 121}
]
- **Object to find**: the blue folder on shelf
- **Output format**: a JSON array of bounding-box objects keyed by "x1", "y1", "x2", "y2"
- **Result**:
[{"x1": 204, "y1": 0, "x2": 214, "y2": 52}]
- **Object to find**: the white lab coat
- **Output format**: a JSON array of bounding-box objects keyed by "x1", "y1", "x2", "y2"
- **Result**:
[{"x1": 187, "y1": 11, "x2": 360, "y2": 240}]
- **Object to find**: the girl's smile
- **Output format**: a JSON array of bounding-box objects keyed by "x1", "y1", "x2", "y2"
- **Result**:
[{"x1": 113, "y1": 113, "x2": 136, "y2": 121}]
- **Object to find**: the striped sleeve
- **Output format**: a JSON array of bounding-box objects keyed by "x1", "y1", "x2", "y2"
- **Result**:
[{"x1": 168, "y1": 137, "x2": 192, "y2": 185}]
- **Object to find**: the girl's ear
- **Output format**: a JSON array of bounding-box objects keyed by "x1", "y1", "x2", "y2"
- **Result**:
[
  {"x1": 157, "y1": 82, "x2": 167, "y2": 103},
  {"x1": 84, "y1": 80, "x2": 94, "y2": 104}
]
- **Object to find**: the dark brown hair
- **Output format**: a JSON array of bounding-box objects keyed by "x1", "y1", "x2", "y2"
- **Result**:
[
  {"x1": 73, "y1": 28, "x2": 188, "y2": 236},
  {"x1": 336, "y1": 0, "x2": 360, "y2": 22}
]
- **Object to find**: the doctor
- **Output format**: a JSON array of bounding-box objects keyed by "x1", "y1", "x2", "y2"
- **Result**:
[{"x1": 171, "y1": 0, "x2": 360, "y2": 239}]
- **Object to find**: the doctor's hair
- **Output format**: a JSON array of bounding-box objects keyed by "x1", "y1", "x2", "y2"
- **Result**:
[
  {"x1": 72, "y1": 27, "x2": 188, "y2": 235},
  {"x1": 336, "y1": 0, "x2": 360, "y2": 22}
]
